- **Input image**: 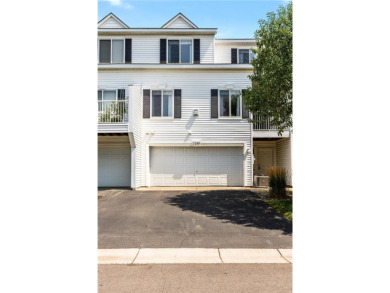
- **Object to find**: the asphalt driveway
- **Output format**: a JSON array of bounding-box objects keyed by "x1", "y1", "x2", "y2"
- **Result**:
[{"x1": 98, "y1": 189, "x2": 292, "y2": 249}]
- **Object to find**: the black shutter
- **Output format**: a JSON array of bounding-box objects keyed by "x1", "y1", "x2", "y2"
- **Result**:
[
  {"x1": 143, "y1": 89, "x2": 150, "y2": 118},
  {"x1": 125, "y1": 39, "x2": 132, "y2": 63},
  {"x1": 194, "y1": 39, "x2": 200, "y2": 64},
  {"x1": 160, "y1": 39, "x2": 167, "y2": 64},
  {"x1": 231, "y1": 48, "x2": 237, "y2": 64},
  {"x1": 174, "y1": 89, "x2": 182, "y2": 118},
  {"x1": 241, "y1": 89, "x2": 249, "y2": 119},
  {"x1": 211, "y1": 89, "x2": 219, "y2": 118},
  {"x1": 117, "y1": 89, "x2": 125, "y2": 100}
]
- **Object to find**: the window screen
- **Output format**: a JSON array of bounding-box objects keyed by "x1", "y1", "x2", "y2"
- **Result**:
[
  {"x1": 181, "y1": 40, "x2": 192, "y2": 63},
  {"x1": 99, "y1": 40, "x2": 111, "y2": 63},
  {"x1": 168, "y1": 40, "x2": 180, "y2": 63},
  {"x1": 239, "y1": 49, "x2": 250, "y2": 64},
  {"x1": 112, "y1": 40, "x2": 124, "y2": 63},
  {"x1": 163, "y1": 91, "x2": 173, "y2": 117},
  {"x1": 219, "y1": 90, "x2": 230, "y2": 117}
]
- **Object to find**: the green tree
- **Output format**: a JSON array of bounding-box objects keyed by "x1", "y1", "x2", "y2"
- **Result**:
[{"x1": 243, "y1": 2, "x2": 292, "y2": 135}]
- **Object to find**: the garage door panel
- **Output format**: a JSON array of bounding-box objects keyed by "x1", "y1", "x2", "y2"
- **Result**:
[
  {"x1": 98, "y1": 147, "x2": 131, "y2": 187},
  {"x1": 150, "y1": 147, "x2": 243, "y2": 186}
]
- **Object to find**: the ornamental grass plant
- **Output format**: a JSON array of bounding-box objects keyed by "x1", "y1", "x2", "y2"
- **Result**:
[{"x1": 267, "y1": 166, "x2": 287, "y2": 199}]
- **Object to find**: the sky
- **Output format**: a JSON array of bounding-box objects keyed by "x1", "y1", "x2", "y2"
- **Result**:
[{"x1": 98, "y1": 0, "x2": 289, "y2": 38}]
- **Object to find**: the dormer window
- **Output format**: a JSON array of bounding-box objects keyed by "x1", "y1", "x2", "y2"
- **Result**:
[{"x1": 168, "y1": 40, "x2": 193, "y2": 64}]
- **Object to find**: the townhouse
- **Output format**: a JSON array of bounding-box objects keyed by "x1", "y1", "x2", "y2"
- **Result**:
[{"x1": 97, "y1": 12, "x2": 292, "y2": 188}]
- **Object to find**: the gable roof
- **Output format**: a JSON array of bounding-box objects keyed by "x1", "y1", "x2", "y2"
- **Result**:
[
  {"x1": 162, "y1": 13, "x2": 198, "y2": 29},
  {"x1": 98, "y1": 12, "x2": 129, "y2": 29}
]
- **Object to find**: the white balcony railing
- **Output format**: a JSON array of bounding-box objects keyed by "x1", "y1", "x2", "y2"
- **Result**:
[
  {"x1": 98, "y1": 100, "x2": 128, "y2": 123},
  {"x1": 252, "y1": 116, "x2": 278, "y2": 131}
]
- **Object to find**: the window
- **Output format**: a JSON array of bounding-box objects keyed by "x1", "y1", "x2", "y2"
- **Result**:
[
  {"x1": 168, "y1": 40, "x2": 193, "y2": 64},
  {"x1": 180, "y1": 40, "x2": 192, "y2": 63},
  {"x1": 97, "y1": 89, "x2": 125, "y2": 111},
  {"x1": 238, "y1": 49, "x2": 255, "y2": 64},
  {"x1": 151, "y1": 90, "x2": 173, "y2": 117},
  {"x1": 219, "y1": 90, "x2": 241, "y2": 117},
  {"x1": 99, "y1": 39, "x2": 124, "y2": 63},
  {"x1": 168, "y1": 40, "x2": 179, "y2": 63}
]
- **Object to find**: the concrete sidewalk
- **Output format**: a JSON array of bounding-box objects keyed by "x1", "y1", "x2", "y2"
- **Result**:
[
  {"x1": 99, "y1": 264, "x2": 292, "y2": 293},
  {"x1": 98, "y1": 248, "x2": 292, "y2": 264}
]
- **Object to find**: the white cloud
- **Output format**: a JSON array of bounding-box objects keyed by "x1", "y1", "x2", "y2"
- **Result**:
[
  {"x1": 101, "y1": 0, "x2": 133, "y2": 9},
  {"x1": 102, "y1": 0, "x2": 121, "y2": 5}
]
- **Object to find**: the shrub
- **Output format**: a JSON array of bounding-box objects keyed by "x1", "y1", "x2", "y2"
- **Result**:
[{"x1": 267, "y1": 166, "x2": 287, "y2": 199}]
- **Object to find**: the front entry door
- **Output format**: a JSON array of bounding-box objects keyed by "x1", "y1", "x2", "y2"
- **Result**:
[{"x1": 255, "y1": 148, "x2": 274, "y2": 176}]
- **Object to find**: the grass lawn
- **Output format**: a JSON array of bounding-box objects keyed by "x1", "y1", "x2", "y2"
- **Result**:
[{"x1": 267, "y1": 199, "x2": 293, "y2": 221}]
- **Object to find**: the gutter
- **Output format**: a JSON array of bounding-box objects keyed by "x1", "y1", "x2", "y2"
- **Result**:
[
  {"x1": 98, "y1": 28, "x2": 218, "y2": 35},
  {"x1": 98, "y1": 64, "x2": 253, "y2": 70}
]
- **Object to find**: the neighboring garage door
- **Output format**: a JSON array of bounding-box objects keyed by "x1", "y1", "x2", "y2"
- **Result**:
[
  {"x1": 98, "y1": 147, "x2": 131, "y2": 187},
  {"x1": 150, "y1": 147, "x2": 243, "y2": 186}
]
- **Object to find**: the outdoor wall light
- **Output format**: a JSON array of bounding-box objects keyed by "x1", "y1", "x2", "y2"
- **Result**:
[{"x1": 193, "y1": 109, "x2": 199, "y2": 116}]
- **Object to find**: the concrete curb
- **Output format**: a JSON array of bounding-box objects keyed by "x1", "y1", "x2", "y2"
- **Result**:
[{"x1": 98, "y1": 248, "x2": 292, "y2": 264}]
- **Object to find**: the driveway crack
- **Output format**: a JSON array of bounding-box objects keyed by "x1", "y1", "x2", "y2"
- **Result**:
[
  {"x1": 277, "y1": 249, "x2": 291, "y2": 264},
  {"x1": 218, "y1": 248, "x2": 224, "y2": 263}
]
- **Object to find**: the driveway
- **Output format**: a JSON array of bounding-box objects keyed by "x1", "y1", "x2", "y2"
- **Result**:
[{"x1": 98, "y1": 189, "x2": 292, "y2": 249}]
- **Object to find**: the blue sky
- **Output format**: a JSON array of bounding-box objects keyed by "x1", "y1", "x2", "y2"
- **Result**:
[{"x1": 98, "y1": 0, "x2": 289, "y2": 38}]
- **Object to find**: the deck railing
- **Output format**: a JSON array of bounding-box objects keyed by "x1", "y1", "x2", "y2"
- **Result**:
[
  {"x1": 252, "y1": 116, "x2": 278, "y2": 131},
  {"x1": 98, "y1": 100, "x2": 128, "y2": 123}
]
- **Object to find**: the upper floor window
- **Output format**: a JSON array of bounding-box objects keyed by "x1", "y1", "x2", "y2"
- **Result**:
[
  {"x1": 152, "y1": 90, "x2": 173, "y2": 118},
  {"x1": 219, "y1": 90, "x2": 241, "y2": 117},
  {"x1": 99, "y1": 39, "x2": 125, "y2": 63},
  {"x1": 168, "y1": 40, "x2": 193, "y2": 64},
  {"x1": 238, "y1": 49, "x2": 255, "y2": 64}
]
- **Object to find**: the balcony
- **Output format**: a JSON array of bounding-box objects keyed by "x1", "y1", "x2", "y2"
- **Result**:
[
  {"x1": 98, "y1": 100, "x2": 129, "y2": 133},
  {"x1": 252, "y1": 116, "x2": 290, "y2": 138}
]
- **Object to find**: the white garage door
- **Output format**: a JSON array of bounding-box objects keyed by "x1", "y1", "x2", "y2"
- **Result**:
[
  {"x1": 150, "y1": 147, "x2": 243, "y2": 186},
  {"x1": 98, "y1": 147, "x2": 131, "y2": 187}
]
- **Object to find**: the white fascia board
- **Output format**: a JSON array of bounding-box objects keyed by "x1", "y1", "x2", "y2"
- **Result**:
[
  {"x1": 98, "y1": 64, "x2": 253, "y2": 70},
  {"x1": 98, "y1": 28, "x2": 217, "y2": 35},
  {"x1": 215, "y1": 39, "x2": 256, "y2": 44}
]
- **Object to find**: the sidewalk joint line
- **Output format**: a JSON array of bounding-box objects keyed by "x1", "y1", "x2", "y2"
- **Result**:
[
  {"x1": 218, "y1": 248, "x2": 224, "y2": 263},
  {"x1": 131, "y1": 248, "x2": 141, "y2": 264},
  {"x1": 277, "y1": 249, "x2": 291, "y2": 264}
]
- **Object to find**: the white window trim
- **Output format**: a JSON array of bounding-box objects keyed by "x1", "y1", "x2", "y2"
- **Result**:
[
  {"x1": 218, "y1": 89, "x2": 242, "y2": 119},
  {"x1": 238, "y1": 48, "x2": 252, "y2": 64},
  {"x1": 150, "y1": 90, "x2": 174, "y2": 119},
  {"x1": 97, "y1": 89, "x2": 127, "y2": 101},
  {"x1": 166, "y1": 39, "x2": 194, "y2": 64},
  {"x1": 98, "y1": 38, "x2": 125, "y2": 64},
  {"x1": 98, "y1": 89, "x2": 118, "y2": 101}
]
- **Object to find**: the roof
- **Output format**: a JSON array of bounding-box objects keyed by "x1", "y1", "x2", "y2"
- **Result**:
[
  {"x1": 98, "y1": 12, "x2": 129, "y2": 29},
  {"x1": 161, "y1": 13, "x2": 198, "y2": 29}
]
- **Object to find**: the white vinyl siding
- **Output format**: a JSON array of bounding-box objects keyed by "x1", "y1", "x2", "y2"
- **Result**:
[
  {"x1": 130, "y1": 35, "x2": 214, "y2": 64},
  {"x1": 99, "y1": 69, "x2": 253, "y2": 187},
  {"x1": 276, "y1": 138, "x2": 292, "y2": 186},
  {"x1": 215, "y1": 42, "x2": 256, "y2": 63}
]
